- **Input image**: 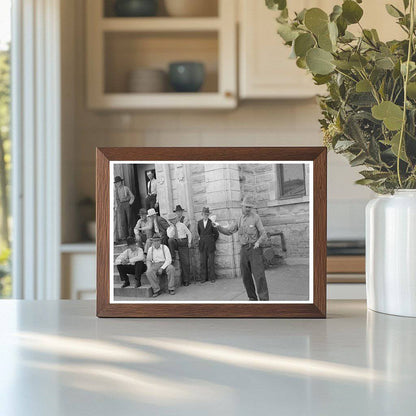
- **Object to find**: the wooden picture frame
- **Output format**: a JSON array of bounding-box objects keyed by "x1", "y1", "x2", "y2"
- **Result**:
[{"x1": 96, "y1": 147, "x2": 327, "y2": 318}]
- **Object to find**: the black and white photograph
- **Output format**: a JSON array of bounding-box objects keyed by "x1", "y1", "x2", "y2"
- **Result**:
[{"x1": 110, "y1": 161, "x2": 313, "y2": 303}]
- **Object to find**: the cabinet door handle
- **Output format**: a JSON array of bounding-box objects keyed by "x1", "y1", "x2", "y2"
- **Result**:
[{"x1": 225, "y1": 91, "x2": 234, "y2": 98}]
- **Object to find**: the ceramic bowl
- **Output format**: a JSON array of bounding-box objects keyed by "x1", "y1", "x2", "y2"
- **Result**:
[{"x1": 168, "y1": 62, "x2": 205, "y2": 93}]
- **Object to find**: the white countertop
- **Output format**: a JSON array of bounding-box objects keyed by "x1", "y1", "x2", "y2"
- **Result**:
[{"x1": 0, "y1": 300, "x2": 415, "y2": 415}]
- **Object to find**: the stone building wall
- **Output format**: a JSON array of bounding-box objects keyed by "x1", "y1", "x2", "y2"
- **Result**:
[{"x1": 154, "y1": 162, "x2": 309, "y2": 279}]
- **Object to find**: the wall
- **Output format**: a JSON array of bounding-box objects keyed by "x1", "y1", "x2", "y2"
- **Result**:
[{"x1": 61, "y1": 0, "x2": 375, "y2": 243}]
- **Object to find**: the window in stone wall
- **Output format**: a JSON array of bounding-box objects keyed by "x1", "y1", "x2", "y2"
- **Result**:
[{"x1": 278, "y1": 164, "x2": 306, "y2": 199}]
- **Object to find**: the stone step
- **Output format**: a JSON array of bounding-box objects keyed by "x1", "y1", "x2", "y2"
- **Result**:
[{"x1": 114, "y1": 283, "x2": 153, "y2": 298}]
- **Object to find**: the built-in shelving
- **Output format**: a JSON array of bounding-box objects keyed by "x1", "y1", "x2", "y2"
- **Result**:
[{"x1": 86, "y1": 0, "x2": 237, "y2": 109}]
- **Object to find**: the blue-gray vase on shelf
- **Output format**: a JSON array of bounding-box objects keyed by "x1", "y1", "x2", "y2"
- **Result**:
[
  {"x1": 169, "y1": 62, "x2": 205, "y2": 92},
  {"x1": 114, "y1": 0, "x2": 158, "y2": 17}
]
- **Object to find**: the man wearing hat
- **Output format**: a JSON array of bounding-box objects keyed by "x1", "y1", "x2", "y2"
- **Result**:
[
  {"x1": 114, "y1": 176, "x2": 135, "y2": 239},
  {"x1": 215, "y1": 195, "x2": 269, "y2": 301},
  {"x1": 173, "y1": 205, "x2": 190, "y2": 229},
  {"x1": 197, "y1": 207, "x2": 219, "y2": 283},
  {"x1": 115, "y1": 237, "x2": 146, "y2": 288},
  {"x1": 133, "y1": 208, "x2": 153, "y2": 254},
  {"x1": 167, "y1": 212, "x2": 192, "y2": 286},
  {"x1": 147, "y1": 208, "x2": 169, "y2": 246},
  {"x1": 146, "y1": 233, "x2": 176, "y2": 296}
]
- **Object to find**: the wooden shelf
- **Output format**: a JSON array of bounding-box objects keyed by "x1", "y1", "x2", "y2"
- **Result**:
[
  {"x1": 101, "y1": 17, "x2": 221, "y2": 32},
  {"x1": 89, "y1": 92, "x2": 235, "y2": 110},
  {"x1": 327, "y1": 256, "x2": 365, "y2": 274}
]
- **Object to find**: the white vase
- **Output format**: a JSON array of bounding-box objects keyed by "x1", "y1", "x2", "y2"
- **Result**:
[{"x1": 366, "y1": 190, "x2": 416, "y2": 317}]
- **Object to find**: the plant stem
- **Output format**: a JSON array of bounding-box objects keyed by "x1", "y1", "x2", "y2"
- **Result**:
[{"x1": 397, "y1": 0, "x2": 415, "y2": 188}]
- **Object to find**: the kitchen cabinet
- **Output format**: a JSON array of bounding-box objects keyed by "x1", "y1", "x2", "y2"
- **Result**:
[
  {"x1": 86, "y1": 0, "x2": 237, "y2": 109},
  {"x1": 238, "y1": 0, "x2": 404, "y2": 99}
]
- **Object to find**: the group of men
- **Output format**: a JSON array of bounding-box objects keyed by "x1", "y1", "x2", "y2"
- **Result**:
[{"x1": 114, "y1": 174, "x2": 270, "y2": 301}]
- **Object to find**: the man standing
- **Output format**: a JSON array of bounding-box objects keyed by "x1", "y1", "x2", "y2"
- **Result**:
[
  {"x1": 173, "y1": 205, "x2": 190, "y2": 229},
  {"x1": 167, "y1": 213, "x2": 192, "y2": 286},
  {"x1": 146, "y1": 233, "x2": 176, "y2": 297},
  {"x1": 215, "y1": 196, "x2": 269, "y2": 301},
  {"x1": 134, "y1": 208, "x2": 153, "y2": 254},
  {"x1": 145, "y1": 170, "x2": 158, "y2": 210},
  {"x1": 197, "y1": 207, "x2": 219, "y2": 283},
  {"x1": 115, "y1": 237, "x2": 146, "y2": 288},
  {"x1": 114, "y1": 176, "x2": 135, "y2": 240},
  {"x1": 147, "y1": 208, "x2": 169, "y2": 246}
]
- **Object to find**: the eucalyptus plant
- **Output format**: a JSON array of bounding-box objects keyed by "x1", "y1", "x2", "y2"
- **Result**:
[{"x1": 266, "y1": 0, "x2": 416, "y2": 193}]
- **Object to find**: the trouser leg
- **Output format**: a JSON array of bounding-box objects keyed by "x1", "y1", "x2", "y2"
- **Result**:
[
  {"x1": 168, "y1": 238, "x2": 178, "y2": 257},
  {"x1": 146, "y1": 263, "x2": 162, "y2": 292},
  {"x1": 126, "y1": 204, "x2": 134, "y2": 237},
  {"x1": 200, "y1": 250, "x2": 208, "y2": 282},
  {"x1": 134, "y1": 261, "x2": 146, "y2": 285},
  {"x1": 207, "y1": 251, "x2": 215, "y2": 282},
  {"x1": 178, "y1": 243, "x2": 190, "y2": 284},
  {"x1": 250, "y1": 248, "x2": 269, "y2": 301},
  {"x1": 118, "y1": 205, "x2": 127, "y2": 240},
  {"x1": 240, "y1": 246, "x2": 258, "y2": 300},
  {"x1": 165, "y1": 265, "x2": 176, "y2": 291},
  {"x1": 117, "y1": 264, "x2": 135, "y2": 283}
]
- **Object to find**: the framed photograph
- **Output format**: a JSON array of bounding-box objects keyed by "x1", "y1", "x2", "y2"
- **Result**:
[{"x1": 96, "y1": 147, "x2": 327, "y2": 318}]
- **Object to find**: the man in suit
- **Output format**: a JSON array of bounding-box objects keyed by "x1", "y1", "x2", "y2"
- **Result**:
[
  {"x1": 145, "y1": 171, "x2": 158, "y2": 210},
  {"x1": 147, "y1": 208, "x2": 169, "y2": 246},
  {"x1": 197, "y1": 207, "x2": 219, "y2": 283}
]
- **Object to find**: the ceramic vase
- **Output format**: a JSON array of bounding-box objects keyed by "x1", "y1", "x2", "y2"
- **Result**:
[{"x1": 366, "y1": 190, "x2": 416, "y2": 317}]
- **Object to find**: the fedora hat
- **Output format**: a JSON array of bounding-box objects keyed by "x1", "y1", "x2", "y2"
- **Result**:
[
  {"x1": 114, "y1": 176, "x2": 123, "y2": 183},
  {"x1": 126, "y1": 237, "x2": 136, "y2": 246},
  {"x1": 202, "y1": 207, "x2": 210, "y2": 214},
  {"x1": 151, "y1": 233, "x2": 162, "y2": 241},
  {"x1": 139, "y1": 208, "x2": 147, "y2": 215},
  {"x1": 173, "y1": 205, "x2": 186, "y2": 212},
  {"x1": 147, "y1": 208, "x2": 157, "y2": 216},
  {"x1": 241, "y1": 195, "x2": 256, "y2": 207}
]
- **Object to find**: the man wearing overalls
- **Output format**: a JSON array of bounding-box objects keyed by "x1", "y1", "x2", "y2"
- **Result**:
[{"x1": 215, "y1": 195, "x2": 269, "y2": 301}]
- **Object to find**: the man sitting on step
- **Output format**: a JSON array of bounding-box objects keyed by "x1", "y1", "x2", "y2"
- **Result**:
[
  {"x1": 146, "y1": 233, "x2": 176, "y2": 297},
  {"x1": 167, "y1": 212, "x2": 192, "y2": 287},
  {"x1": 115, "y1": 237, "x2": 146, "y2": 289}
]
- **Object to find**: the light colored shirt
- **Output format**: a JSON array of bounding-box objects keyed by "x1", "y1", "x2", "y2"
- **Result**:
[
  {"x1": 114, "y1": 185, "x2": 135, "y2": 206},
  {"x1": 203, "y1": 219, "x2": 208, "y2": 228},
  {"x1": 218, "y1": 211, "x2": 267, "y2": 245},
  {"x1": 134, "y1": 218, "x2": 152, "y2": 238},
  {"x1": 147, "y1": 244, "x2": 171, "y2": 270},
  {"x1": 115, "y1": 247, "x2": 144, "y2": 265},
  {"x1": 147, "y1": 178, "x2": 157, "y2": 195},
  {"x1": 167, "y1": 222, "x2": 192, "y2": 242}
]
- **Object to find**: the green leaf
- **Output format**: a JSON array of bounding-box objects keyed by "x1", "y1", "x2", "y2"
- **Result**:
[
  {"x1": 342, "y1": 0, "x2": 363, "y2": 24},
  {"x1": 385, "y1": 4, "x2": 403, "y2": 18},
  {"x1": 407, "y1": 82, "x2": 416, "y2": 99},
  {"x1": 296, "y1": 57, "x2": 307, "y2": 69},
  {"x1": 333, "y1": 59, "x2": 353, "y2": 70},
  {"x1": 306, "y1": 48, "x2": 335, "y2": 75},
  {"x1": 330, "y1": 5, "x2": 343, "y2": 22},
  {"x1": 277, "y1": 23, "x2": 299, "y2": 42},
  {"x1": 375, "y1": 56, "x2": 396, "y2": 70},
  {"x1": 266, "y1": 0, "x2": 287, "y2": 11},
  {"x1": 356, "y1": 79, "x2": 372, "y2": 92},
  {"x1": 294, "y1": 33, "x2": 315, "y2": 57},
  {"x1": 350, "y1": 152, "x2": 368, "y2": 167},
  {"x1": 372, "y1": 101, "x2": 404, "y2": 130},
  {"x1": 403, "y1": 0, "x2": 410, "y2": 9},
  {"x1": 313, "y1": 74, "x2": 332, "y2": 85},
  {"x1": 336, "y1": 15, "x2": 348, "y2": 36},
  {"x1": 381, "y1": 132, "x2": 409, "y2": 162},
  {"x1": 304, "y1": 8, "x2": 329, "y2": 35}
]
